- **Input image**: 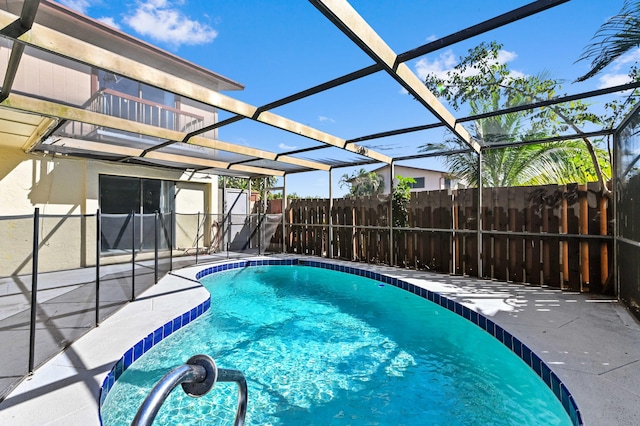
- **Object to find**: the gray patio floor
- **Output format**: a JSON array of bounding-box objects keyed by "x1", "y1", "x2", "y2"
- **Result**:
[
  {"x1": 0, "y1": 251, "x2": 255, "y2": 403},
  {"x1": 0, "y1": 255, "x2": 638, "y2": 425}
]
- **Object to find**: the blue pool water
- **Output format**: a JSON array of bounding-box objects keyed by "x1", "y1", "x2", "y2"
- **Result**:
[{"x1": 101, "y1": 265, "x2": 571, "y2": 425}]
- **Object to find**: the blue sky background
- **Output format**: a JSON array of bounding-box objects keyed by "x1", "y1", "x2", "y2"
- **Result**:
[{"x1": 55, "y1": 0, "x2": 638, "y2": 197}]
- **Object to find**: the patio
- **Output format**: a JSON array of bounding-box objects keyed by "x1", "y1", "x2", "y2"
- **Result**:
[{"x1": 1, "y1": 0, "x2": 640, "y2": 424}]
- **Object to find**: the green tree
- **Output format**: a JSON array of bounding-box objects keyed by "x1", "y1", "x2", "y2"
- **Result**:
[
  {"x1": 219, "y1": 176, "x2": 277, "y2": 200},
  {"x1": 339, "y1": 168, "x2": 384, "y2": 197},
  {"x1": 600, "y1": 66, "x2": 640, "y2": 132},
  {"x1": 423, "y1": 42, "x2": 610, "y2": 191},
  {"x1": 392, "y1": 175, "x2": 415, "y2": 227},
  {"x1": 267, "y1": 192, "x2": 317, "y2": 199},
  {"x1": 575, "y1": 0, "x2": 640, "y2": 82}
]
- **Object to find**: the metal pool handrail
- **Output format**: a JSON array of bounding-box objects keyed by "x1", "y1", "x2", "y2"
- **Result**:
[{"x1": 131, "y1": 354, "x2": 247, "y2": 426}]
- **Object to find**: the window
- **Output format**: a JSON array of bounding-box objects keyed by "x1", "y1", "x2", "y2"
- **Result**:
[{"x1": 409, "y1": 177, "x2": 425, "y2": 189}]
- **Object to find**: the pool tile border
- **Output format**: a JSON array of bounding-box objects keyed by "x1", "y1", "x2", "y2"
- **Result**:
[
  {"x1": 99, "y1": 258, "x2": 582, "y2": 425},
  {"x1": 98, "y1": 297, "x2": 211, "y2": 410}
]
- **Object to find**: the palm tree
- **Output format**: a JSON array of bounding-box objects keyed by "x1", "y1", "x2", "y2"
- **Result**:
[
  {"x1": 339, "y1": 168, "x2": 384, "y2": 197},
  {"x1": 431, "y1": 89, "x2": 598, "y2": 187},
  {"x1": 446, "y1": 140, "x2": 594, "y2": 187},
  {"x1": 422, "y1": 42, "x2": 611, "y2": 189},
  {"x1": 442, "y1": 110, "x2": 591, "y2": 187},
  {"x1": 576, "y1": 0, "x2": 640, "y2": 82}
]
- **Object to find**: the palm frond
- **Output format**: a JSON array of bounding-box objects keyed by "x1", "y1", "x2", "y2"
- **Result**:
[{"x1": 576, "y1": 0, "x2": 640, "y2": 81}]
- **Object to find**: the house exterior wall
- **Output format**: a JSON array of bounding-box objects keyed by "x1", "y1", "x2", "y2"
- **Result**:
[
  {"x1": 0, "y1": 148, "x2": 86, "y2": 216},
  {"x1": 2, "y1": 40, "x2": 93, "y2": 107},
  {"x1": 174, "y1": 181, "x2": 213, "y2": 250},
  {"x1": 0, "y1": 146, "x2": 217, "y2": 276},
  {"x1": 376, "y1": 165, "x2": 448, "y2": 194},
  {"x1": 0, "y1": 42, "x2": 222, "y2": 274}
]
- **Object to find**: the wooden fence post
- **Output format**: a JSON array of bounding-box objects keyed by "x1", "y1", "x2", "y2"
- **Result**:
[
  {"x1": 508, "y1": 188, "x2": 517, "y2": 282},
  {"x1": 578, "y1": 184, "x2": 590, "y2": 291},
  {"x1": 352, "y1": 201, "x2": 357, "y2": 261},
  {"x1": 600, "y1": 195, "x2": 609, "y2": 289},
  {"x1": 561, "y1": 186, "x2": 569, "y2": 289},
  {"x1": 542, "y1": 194, "x2": 550, "y2": 284},
  {"x1": 493, "y1": 188, "x2": 506, "y2": 280},
  {"x1": 453, "y1": 190, "x2": 459, "y2": 274},
  {"x1": 510, "y1": 187, "x2": 525, "y2": 282}
]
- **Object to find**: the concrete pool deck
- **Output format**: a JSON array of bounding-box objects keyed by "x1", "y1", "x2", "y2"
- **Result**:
[{"x1": 0, "y1": 255, "x2": 638, "y2": 425}]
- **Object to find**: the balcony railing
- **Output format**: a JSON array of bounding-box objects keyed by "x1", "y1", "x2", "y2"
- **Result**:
[
  {"x1": 86, "y1": 89, "x2": 206, "y2": 133},
  {"x1": 57, "y1": 89, "x2": 208, "y2": 141}
]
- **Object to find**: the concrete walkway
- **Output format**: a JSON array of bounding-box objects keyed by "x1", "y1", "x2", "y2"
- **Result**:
[{"x1": 0, "y1": 256, "x2": 639, "y2": 425}]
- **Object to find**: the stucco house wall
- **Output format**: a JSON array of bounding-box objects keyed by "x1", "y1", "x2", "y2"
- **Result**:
[{"x1": 0, "y1": 146, "x2": 216, "y2": 276}]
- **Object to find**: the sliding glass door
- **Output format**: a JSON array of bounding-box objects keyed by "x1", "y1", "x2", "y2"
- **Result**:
[{"x1": 99, "y1": 175, "x2": 174, "y2": 252}]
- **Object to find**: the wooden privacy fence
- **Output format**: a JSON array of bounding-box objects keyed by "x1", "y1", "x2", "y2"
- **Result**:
[{"x1": 285, "y1": 182, "x2": 612, "y2": 293}]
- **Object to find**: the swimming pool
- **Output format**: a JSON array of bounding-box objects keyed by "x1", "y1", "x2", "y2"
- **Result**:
[{"x1": 100, "y1": 259, "x2": 580, "y2": 425}]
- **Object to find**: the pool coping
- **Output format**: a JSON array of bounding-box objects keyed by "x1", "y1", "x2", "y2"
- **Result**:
[{"x1": 99, "y1": 257, "x2": 581, "y2": 425}]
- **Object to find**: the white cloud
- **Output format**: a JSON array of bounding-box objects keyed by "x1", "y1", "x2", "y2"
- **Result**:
[
  {"x1": 425, "y1": 34, "x2": 437, "y2": 43},
  {"x1": 414, "y1": 49, "x2": 458, "y2": 80},
  {"x1": 124, "y1": 0, "x2": 218, "y2": 48},
  {"x1": 278, "y1": 143, "x2": 297, "y2": 150},
  {"x1": 497, "y1": 49, "x2": 518, "y2": 64},
  {"x1": 593, "y1": 48, "x2": 640, "y2": 90},
  {"x1": 610, "y1": 47, "x2": 640, "y2": 71},
  {"x1": 57, "y1": 0, "x2": 93, "y2": 15},
  {"x1": 508, "y1": 69, "x2": 526, "y2": 80},
  {"x1": 319, "y1": 116, "x2": 335, "y2": 123},
  {"x1": 597, "y1": 73, "x2": 632, "y2": 89},
  {"x1": 414, "y1": 48, "x2": 522, "y2": 81},
  {"x1": 97, "y1": 17, "x2": 121, "y2": 29}
]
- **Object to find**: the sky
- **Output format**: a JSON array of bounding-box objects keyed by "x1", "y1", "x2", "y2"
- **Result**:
[{"x1": 53, "y1": 0, "x2": 638, "y2": 197}]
